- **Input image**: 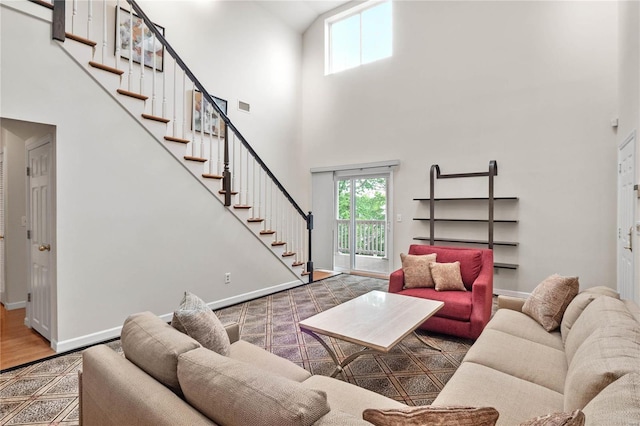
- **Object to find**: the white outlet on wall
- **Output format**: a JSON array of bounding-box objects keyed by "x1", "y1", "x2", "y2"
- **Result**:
[{"x1": 224, "y1": 273, "x2": 231, "y2": 284}]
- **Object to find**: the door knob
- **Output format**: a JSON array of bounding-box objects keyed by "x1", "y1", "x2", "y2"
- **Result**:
[{"x1": 38, "y1": 244, "x2": 51, "y2": 252}]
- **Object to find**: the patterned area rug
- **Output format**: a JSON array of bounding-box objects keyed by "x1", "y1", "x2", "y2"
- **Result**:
[{"x1": 0, "y1": 274, "x2": 473, "y2": 425}]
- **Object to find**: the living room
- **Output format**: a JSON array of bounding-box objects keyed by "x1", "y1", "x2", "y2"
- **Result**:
[{"x1": 0, "y1": 0, "x2": 638, "y2": 379}]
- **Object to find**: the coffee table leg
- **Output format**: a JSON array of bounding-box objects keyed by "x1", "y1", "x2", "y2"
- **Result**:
[
  {"x1": 413, "y1": 331, "x2": 443, "y2": 352},
  {"x1": 301, "y1": 329, "x2": 377, "y2": 380}
]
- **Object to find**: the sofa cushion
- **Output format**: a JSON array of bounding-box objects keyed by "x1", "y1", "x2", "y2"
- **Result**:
[
  {"x1": 522, "y1": 274, "x2": 579, "y2": 332},
  {"x1": 518, "y1": 410, "x2": 584, "y2": 426},
  {"x1": 408, "y1": 245, "x2": 483, "y2": 289},
  {"x1": 564, "y1": 324, "x2": 640, "y2": 411},
  {"x1": 560, "y1": 293, "x2": 595, "y2": 344},
  {"x1": 431, "y1": 261, "x2": 466, "y2": 292},
  {"x1": 485, "y1": 309, "x2": 564, "y2": 351},
  {"x1": 121, "y1": 311, "x2": 201, "y2": 396},
  {"x1": 462, "y1": 329, "x2": 567, "y2": 393},
  {"x1": 229, "y1": 340, "x2": 311, "y2": 382},
  {"x1": 433, "y1": 362, "x2": 564, "y2": 425},
  {"x1": 564, "y1": 296, "x2": 636, "y2": 364},
  {"x1": 400, "y1": 253, "x2": 437, "y2": 288},
  {"x1": 301, "y1": 375, "x2": 405, "y2": 419},
  {"x1": 178, "y1": 348, "x2": 329, "y2": 426},
  {"x1": 362, "y1": 406, "x2": 499, "y2": 426},
  {"x1": 312, "y1": 411, "x2": 372, "y2": 425},
  {"x1": 582, "y1": 373, "x2": 640, "y2": 426},
  {"x1": 171, "y1": 292, "x2": 231, "y2": 356},
  {"x1": 397, "y1": 287, "x2": 472, "y2": 321}
]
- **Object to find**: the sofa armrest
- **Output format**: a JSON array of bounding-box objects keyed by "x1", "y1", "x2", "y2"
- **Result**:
[
  {"x1": 467, "y1": 250, "x2": 494, "y2": 339},
  {"x1": 81, "y1": 345, "x2": 214, "y2": 426},
  {"x1": 497, "y1": 295, "x2": 525, "y2": 311},
  {"x1": 224, "y1": 322, "x2": 240, "y2": 344},
  {"x1": 388, "y1": 269, "x2": 405, "y2": 293}
]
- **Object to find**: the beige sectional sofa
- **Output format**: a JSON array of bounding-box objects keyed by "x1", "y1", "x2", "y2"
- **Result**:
[
  {"x1": 79, "y1": 287, "x2": 640, "y2": 425},
  {"x1": 433, "y1": 287, "x2": 640, "y2": 425}
]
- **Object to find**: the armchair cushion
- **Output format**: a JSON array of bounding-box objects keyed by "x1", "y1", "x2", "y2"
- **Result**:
[
  {"x1": 400, "y1": 287, "x2": 473, "y2": 321},
  {"x1": 408, "y1": 245, "x2": 482, "y2": 289}
]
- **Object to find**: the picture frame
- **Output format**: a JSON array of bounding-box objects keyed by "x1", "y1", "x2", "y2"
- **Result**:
[
  {"x1": 116, "y1": 6, "x2": 165, "y2": 72},
  {"x1": 192, "y1": 90, "x2": 227, "y2": 137}
]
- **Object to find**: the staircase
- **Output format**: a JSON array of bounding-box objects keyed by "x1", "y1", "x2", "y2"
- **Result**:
[{"x1": 47, "y1": 0, "x2": 313, "y2": 282}]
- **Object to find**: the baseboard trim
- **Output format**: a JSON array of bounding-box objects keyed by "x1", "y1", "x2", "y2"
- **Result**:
[
  {"x1": 4, "y1": 301, "x2": 27, "y2": 310},
  {"x1": 208, "y1": 280, "x2": 304, "y2": 310},
  {"x1": 53, "y1": 280, "x2": 304, "y2": 353},
  {"x1": 493, "y1": 288, "x2": 530, "y2": 299}
]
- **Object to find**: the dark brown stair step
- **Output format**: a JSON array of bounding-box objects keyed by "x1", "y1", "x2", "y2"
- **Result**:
[
  {"x1": 89, "y1": 61, "x2": 124, "y2": 75},
  {"x1": 282, "y1": 252, "x2": 295, "y2": 258},
  {"x1": 202, "y1": 174, "x2": 223, "y2": 179},
  {"x1": 301, "y1": 271, "x2": 311, "y2": 276},
  {"x1": 292, "y1": 261, "x2": 304, "y2": 267},
  {"x1": 165, "y1": 136, "x2": 190, "y2": 144},
  {"x1": 219, "y1": 190, "x2": 238, "y2": 195},
  {"x1": 260, "y1": 230, "x2": 276, "y2": 235},
  {"x1": 117, "y1": 89, "x2": 148, "y2": 101},
  {"x1": 142, "y1": 113, "x2": 170, "y2": 123},
  {"x1": 234, "y1": 205, "x2": 251, "y2": 210},
  {"x1": 184, "y1": 156, "x2": 207, "y2": 163},
  {"x1": 67, "y1": 33, "x2": 96, "y2": 47},
  {"x1": 247, "y1": 218, "x2": 264, "y2": 223},
  {"x1": 271, "y1": 241, "x2": 286, "y2": 247}
]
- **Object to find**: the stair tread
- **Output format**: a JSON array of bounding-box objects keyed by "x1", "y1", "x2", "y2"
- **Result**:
[
  {"x1": 219, "y1": 190, "x2": 239, "y2": 195},
  {"x1": 66, "y1": 33, "x2": 96, "y2": 47},
  {"x1": 282, "y1": 252, "x2": 295, "y2": 257},
  {"x1": 202, "y1": 173, "x2": 223, "y2": 179},
  {"x1": 142, "y1": 113, "x2": 170, "y2": 123},
  {"x1": 247, "y1": 218, "x2": 264, "y2": 223},
  {"x1": 184, "y1": 155, "x2": 207, "y2": 163},
  {"x1": 234, "y1": 205, "x2": 251, "y2": 209},
  {"x1": 292, "y1": 261, "x2": 304, "y2": 267},
  {"x1": 89, "y1": 61, "x2": 124, "y2": 75},
  {"x1": 164, "y1": 136, "x2": 190, "y2": 144},
  {"x1": 117, "y1": 88, "x2": 148, "y2": 101},
  {"x1": 271, "y1": 241, "x2": 286, "y2": 246},
  {"x1": 260, "y1": 230, "x2": 276, "y2": 235}
]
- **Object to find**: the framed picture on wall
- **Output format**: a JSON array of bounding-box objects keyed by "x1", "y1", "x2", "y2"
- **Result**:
[
  {"x1": 192, "y1": 90, "x2": 227, "y2": 137},
  {"x1": 116, "y1": 7, "x2": 165, "y2": 72}
]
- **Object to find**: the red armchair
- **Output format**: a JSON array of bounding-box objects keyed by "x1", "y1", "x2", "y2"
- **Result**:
[{"x1": 389, "y1": 245, "x2": 494, "y2": 340}]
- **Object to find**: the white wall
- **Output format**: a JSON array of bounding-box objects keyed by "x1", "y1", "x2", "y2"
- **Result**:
[
  {"x1": 302, "y1": 1, "x2": 618, "y2": 294},
  {"x1": 618, "y1": 0, "x2": 640, "y2": 305},
  {"x1": 138, "y1": 0, "x2": 306, "y2": 204},
  {"x1": 1, "y1": 2, "x2": 302, "y2": 350}
]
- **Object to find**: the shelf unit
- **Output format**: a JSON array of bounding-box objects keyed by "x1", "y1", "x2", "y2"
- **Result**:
[{"x1": 413, "y1": 161, "x2": 519, "y2": 270}]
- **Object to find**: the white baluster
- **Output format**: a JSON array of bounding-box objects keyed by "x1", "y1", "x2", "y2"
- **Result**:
[
  {"x1": 139, "y1": 18, "x2": 145, "y2": 95},
  {"x1": 162, "y1": 52, "x2": 167, "y2": 119},
  {"x1": 200, "y1": 98, "x2": 205, "y2": 159},
  {"x1": 190, "y1": 85, "x2": 196, "y2": 156},
  {"x1": 181, "y1": 73, "x2": 186, "y2": 140},
  {"x1": 114, "y1": 0, "x2": 120, "y2": 69},
  {"x1": 217, "y1": 126, "x2": 222, "y2": 175},
  {"x1": 172, "y1": 61, "x2": 177, "y2": 137},
  {"x1": 71, "y1": 0, "x2": 77, "y2": 34},
  {"x1": 127, "y1": 8, "x2": 133, "y2": 92},
  {"x1": 151, "y1": 26, "x2": 157, "y2": 117}
]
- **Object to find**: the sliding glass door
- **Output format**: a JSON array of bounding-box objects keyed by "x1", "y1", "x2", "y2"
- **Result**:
[{"x1": 334, "y1": 173, "x2": 391, "y2": 275}]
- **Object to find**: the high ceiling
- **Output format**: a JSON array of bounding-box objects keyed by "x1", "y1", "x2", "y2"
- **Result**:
[{"x1": 255, "y1": 1, "x2": 352, "y2": 33}]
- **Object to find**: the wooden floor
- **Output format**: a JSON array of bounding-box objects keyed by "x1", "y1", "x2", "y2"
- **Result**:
[{"x1": 1, "y1": 304, "x2": 55, "y2": 370}]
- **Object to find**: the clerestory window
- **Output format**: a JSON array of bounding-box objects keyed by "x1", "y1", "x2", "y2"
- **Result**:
[{"x1": 325, "y1": 1, "x2": 392, "y2": 75}]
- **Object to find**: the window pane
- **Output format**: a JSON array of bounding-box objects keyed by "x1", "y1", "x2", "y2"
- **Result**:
[
  {"x1": 330, "y1": 14, "x2": 360, "y2": 73},
  {"x1": 362, "y1": 1, "x2": 392, "y2": 64}
]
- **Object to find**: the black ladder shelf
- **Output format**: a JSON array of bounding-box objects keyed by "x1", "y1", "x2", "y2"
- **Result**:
[{"x1": 413, "y1": 160, "x2": 518, "y2": 270}]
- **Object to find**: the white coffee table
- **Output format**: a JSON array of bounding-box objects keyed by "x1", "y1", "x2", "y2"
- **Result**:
[{"x1": 298, "y1": 290, "x2": 444, "y2": 379}]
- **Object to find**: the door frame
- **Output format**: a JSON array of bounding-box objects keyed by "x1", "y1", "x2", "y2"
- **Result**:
[
  {"x1": 25, "y1": 133, "x2": 55, "y2": 340},
  {"x1": 333, "y1": 169, "x2": 393, "y2": 275},
  {"x1": 618, "y1": 131, "x2": 637, "y2": 303},
  {"x1": 0, "y1": 150, "x2": 5, "y2": 304}
]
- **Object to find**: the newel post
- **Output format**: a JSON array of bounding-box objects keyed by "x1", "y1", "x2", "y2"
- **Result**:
[
  {"x1": 52, "y1": 0, "x2": 66, "y2": 42},
  {"x1": 307, "y1": 211, "x2": 314, "y2": 283}
]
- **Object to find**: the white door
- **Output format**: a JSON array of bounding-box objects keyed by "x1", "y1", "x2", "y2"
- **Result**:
[
  {"x1": 618, "y1": 133, "x2": 636, "y2": 303},
  {"x1": 27, "y1": 137, "x2": 52, "y2": 340},
  {"x1": 0, "y1": 152, "x2": 5, "y2": 303}
]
